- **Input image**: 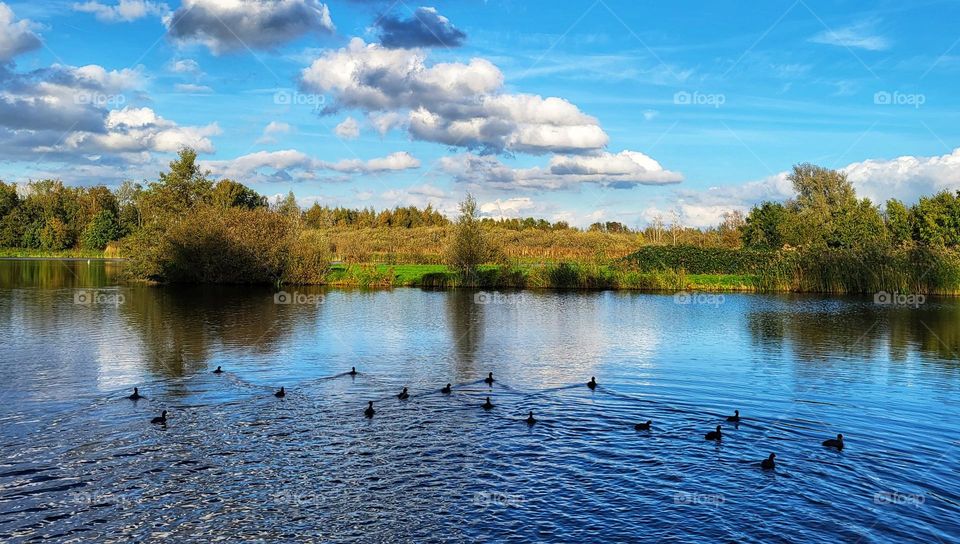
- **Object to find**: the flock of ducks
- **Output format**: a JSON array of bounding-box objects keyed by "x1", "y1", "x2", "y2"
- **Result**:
[{"x1": 129, "y1": 369, "x2": 847, "y2": 470}]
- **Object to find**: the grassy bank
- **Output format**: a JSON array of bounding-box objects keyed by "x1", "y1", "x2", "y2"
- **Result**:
[
  {"x1": 0, "y1": 247, "x2": 109, "y2": 259},
  {"x1": 323, "y1": 263, "x2": 757, "y2": 291}
]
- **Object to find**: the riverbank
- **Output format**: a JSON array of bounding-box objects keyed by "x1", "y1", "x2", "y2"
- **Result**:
[
  {"x1": 0, "y1": 248, "x2": 108, "y2": 259},
  {"x1": 324, "y1": 263, "x2": 757, "y2": 291}
]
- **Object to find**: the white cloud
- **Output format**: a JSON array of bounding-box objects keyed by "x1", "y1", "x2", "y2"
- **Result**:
[
  {"x1": 50, "y1": 106, "x2": 221, "y2": 154},
  {"x1": 440, "y1": 150, "x2": 682, "y2": 190},
  {"x1": 73, "y1": 0, "x2": 169, "y2": 23},
  {"x1": 167, "y1": 58, "x2": 202, "y2": 75},
  {"x1": 843, "y1": 147, "x2": 960, "y2": 204},
  {"x1": 174, "y1": 83, "x2": 213, "y2": 93},
  {"x1": 255, "y1": 121, "x2": 292, "y2": 144},
  {"x1": 301, "y1": 38, "x2": 610, "y2": 155},
  {"x1": 203, "y1": 149, "x2": 420, "y2": 181},
  {"x1": 479, "y1": 197, "x2": 535, "y2": 217},
  {"x1": 334, "y1": 116, "x2": 359, "y2": 140},
  {"x1": 810, "y1": 19, "x2": 890, "y2": 51},
  {"x1": 166, "y1": 0, "x2": 334, "y2": 55},
  {"x1": 0, "y1": 3, "x2": 41, "y2": 63}
]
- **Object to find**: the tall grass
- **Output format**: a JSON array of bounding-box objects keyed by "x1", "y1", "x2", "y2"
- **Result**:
[{"x1": 753, "y1": 247, "x2": 960, "y2": 294}]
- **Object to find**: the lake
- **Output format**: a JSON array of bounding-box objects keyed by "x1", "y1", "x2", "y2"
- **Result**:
[{"x1": 0, "y1": 259, "x2": 957, "y2": 542}]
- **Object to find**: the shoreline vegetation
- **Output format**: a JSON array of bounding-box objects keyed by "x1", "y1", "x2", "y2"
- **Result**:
[{"x1": 3, "y1": 149, "x2": 960, "y2": 294}]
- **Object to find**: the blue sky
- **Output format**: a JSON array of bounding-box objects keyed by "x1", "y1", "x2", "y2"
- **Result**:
[{"x1": 2, "y1": 0, "x2": 959, "y2": 227}]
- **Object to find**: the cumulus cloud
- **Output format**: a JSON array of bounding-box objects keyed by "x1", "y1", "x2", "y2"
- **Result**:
[
  {"x1": 0, "y1": 3, "x2": 41, "y2": 63},
  {"x1": 50, "y1": 106, "x2": 221, "y2": 154},
  {"x1": 810, "y1": 19, "x2": 890, "y2": 51},
  {"x1": 167, "y1": 58, "x2": 202, "y2": 75},
  {"x1": 376, "y1": 6, "x2": 466, "y2": 48},
  {"x1": 166, "y1": 0, "x2": 334, "y2": 55},
  {"x1": 641, "y1": 147, "x2": 960, "y2": 228},
  {"x1": 73, "y1": 0, "x2": 169, "y2": 23},
  {"x1": 255, "y1": 120, "x2": 292, "y2": 144},
  {"x1": 0, "y1": 63, "x2": 219, "y2": 163},
  {"x1": 843, "y1": 147, "x2": 960, "y2": 204},
  {"x1": 300, "y1": 38, "x2": 609, "y2": 155},
  {"x1": 479, "y1": 197, "x2": 535, "y2": 217},
  {"x1": 203, "y1": 149, "x2": 420, "y2": 181},
  {"x1": 440, "y1": 150, "x2": 682, "y2": 190},
  {"x1": 334, "y1": 116, "x2": 359, "y2": 139}
]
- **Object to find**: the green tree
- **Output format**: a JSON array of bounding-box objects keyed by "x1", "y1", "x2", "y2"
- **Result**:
[
  {"x1": 211, "y1": 179, "x2": 267, "y2": 209},
  {"x1": 446, "y1": 194, "x2": 493, "y2": 278},
  {"x1": 142, "y1": 148, "x2": 213, "y2": 223},
  {"x1": 741, "y1": 202, "x2": 788, "y2": 249},
  {"x1": 912, "y1": 190, "x2": 960, "y2": 246},
  {"x1": 884, "y1": 199, "x2": 913, "y2": 247},
  {"x1": 81, "y1": 210, "x2": 122, "y2": 250}
]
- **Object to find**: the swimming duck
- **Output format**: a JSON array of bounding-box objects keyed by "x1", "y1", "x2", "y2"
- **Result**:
[
  {"x1": 526, "y1": 411, "x2": 537, "y2": 425},
  {"x1": 482, "y1": 397, "x2": 494, "y2": 410},
  {"x1": 761, "y1": 453, "x2": 776, "y2": 470},
  {"x1": 587, "y1": 377, "x2": 597, "y2": 390},
  {"x1": 441, "y1": 383, "x2": 452, "y2": 394},
  {"x1": 128, "y1": 387, "x2": 142, "y2": 400},
  {"x1": 364, "y1": 401, "x2": 375, "y2": 418},
  {"x1": 822, "y1": 434, "x2": 844, "y2": 450},
  {"x1": 634, "y1": 420, "x2": 652, "y2": 431},
  {"x1": 705, "y1": 425, "x2": 722, "y2": 441},
  {"x1": 274, "y1": 387, "x2": 285, "y2": 398},
  {"x1": 398, "y1": 387, "x2": 409, "y2": 400},
  {"x1": 726, "y1": 410, "x2": 740, "y2": 422},
  {"x1": 349, "y1": 367, "x2": 357, "y2": 376},
  {"x1": 150, "y1": 410, "x2": 167, "y2": 424},
  {"x1": 484, "y1": 372, "x2": 494, "y2": 385},
  {"x1": 213, "y1": 366, "x2": 223, "y2": 374}
]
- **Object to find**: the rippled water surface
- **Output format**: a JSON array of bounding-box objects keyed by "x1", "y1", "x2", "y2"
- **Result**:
[{"x1": 1, "y1": 259, "x2": 958, "y2": 542}]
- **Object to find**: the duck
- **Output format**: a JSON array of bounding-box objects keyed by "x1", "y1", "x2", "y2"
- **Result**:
[
  {"x1": 127, "y1": 387, "x2": 142, "y2": 401},
  {"x1": 150, "y1": 410, "x2": 167, "y2": 424},
  {"x1": 726, "y1": 410, "x2": 740, "y2": 422},
  {"x1": 526, "y1": 411, "x2": 537, "y2": 425},
  {"x1": 213, "y1": 366, "x2": 223, "y2": 374},
  {"x1": 587, "y1": 377, "x2": 597, "y2": 390},
  {"x1": 441, "y1": 383, "x2": 452, "y2": 394},
  {"x1": 482, "y1": 397, "x2": 494, "y2": 410},
  {"x1": 364, "y1": 401, "x2": 375, "y2": 418},
  {"x1": 484, "y1": 372, "x2": 494, "y2": 385},
  {"x1": 634, "y1": 420, "x2": 652, "y2": 431},
  {"x1": 397, "y1": 387, "x2": 409, "y2": 400},
  {"x1": 822, "y1": 433, "x2": 844, "y2": 450},
  {"x1": 704, "y1": 425, "x2": 722, "y2": 441},
  {"x1": 761, "y1": 453, "x2": 776, "y2": 470},
  {"x1": 349, "y1": 367, "x2": 357, "y2": 376},
  {"x1": 274, "y1": 387, "x2": 285, "y2": 398}
]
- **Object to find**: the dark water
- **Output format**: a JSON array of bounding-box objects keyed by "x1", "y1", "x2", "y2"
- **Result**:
[{"x1": 0, "y1": 259, "x2": 958, "y2": 543}]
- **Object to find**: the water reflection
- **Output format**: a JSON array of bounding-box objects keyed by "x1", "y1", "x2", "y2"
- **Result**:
[
  {"x1": 0, "y1": 258, "x2": 121, "y2": 288},
  {"x1": 746, "y1": 295, "x2": 960, "y2": 371},
  {"x1": 117, "y1": 284, "x2": 320, "y2": 377}
]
